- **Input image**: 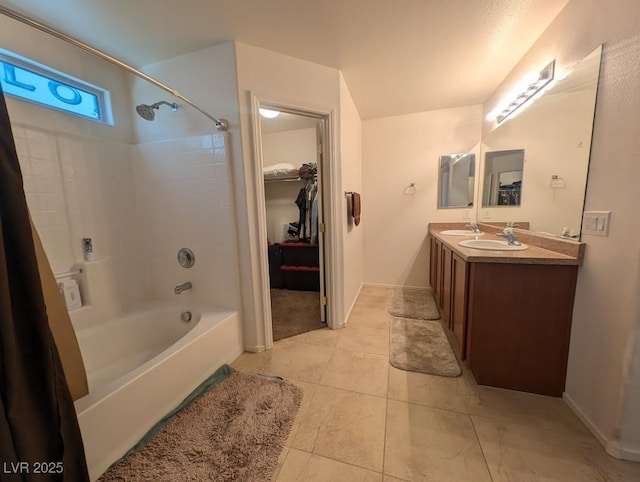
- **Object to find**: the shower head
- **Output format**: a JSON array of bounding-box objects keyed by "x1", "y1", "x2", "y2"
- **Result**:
[{"x1": 135, "y1": 101, "x2": 178, "y2": 121}]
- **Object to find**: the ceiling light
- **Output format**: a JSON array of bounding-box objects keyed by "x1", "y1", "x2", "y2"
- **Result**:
[
  {"x1": 259, "y1": 108, "x2": 280, "y2": 119},
  {"x1": 486, "y1": 60, "x2": 555, "y2": 124}
]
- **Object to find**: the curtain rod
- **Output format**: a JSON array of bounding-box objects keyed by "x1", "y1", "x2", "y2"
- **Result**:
[{"x1": 0, "y1": 5, "x2": 229, "y2": 131}]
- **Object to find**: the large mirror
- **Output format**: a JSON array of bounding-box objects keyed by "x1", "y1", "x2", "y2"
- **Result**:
[
  {"x1": 438, "y1": 153, "x2": 476, "y2": 208},
  {"x1": 479, "y1": 45, "x2": 602, "y2": 238}
]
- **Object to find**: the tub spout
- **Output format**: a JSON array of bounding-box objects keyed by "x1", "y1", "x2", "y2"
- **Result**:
[{"x1": 174, "y1": 282, "x2": 192, "y2": 295}]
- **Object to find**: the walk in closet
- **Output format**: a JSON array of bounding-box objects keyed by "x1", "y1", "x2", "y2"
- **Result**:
[{"x1": 259, "y1": 110, "x2": 326, "y2": 341}]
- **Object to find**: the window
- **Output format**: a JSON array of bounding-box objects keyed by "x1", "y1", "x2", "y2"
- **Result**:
[{"x1": 0, "y1": 48, "x2": 112, "y2": 124}]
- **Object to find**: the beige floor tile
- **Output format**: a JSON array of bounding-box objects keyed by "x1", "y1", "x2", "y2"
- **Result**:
[
  {"x1": 276, "y1": 449, "x2": 383, "y2": 481},
  {"x1": 465, "y1": 386, "x2": 591, "y2": 436},
  {"x1": 387, "y1": 365, "x2": 476, "y2": 413},
  {"x1": 384, "y1": 400, "x2": 491, "y2": 481},
  {"x1": 336, "y1": 323, "x2": 389, "y2": 356},
  {"x1": 382, "y1": 476, "x2": 407, "y2": 482},
  {"x1": 321, "y1": 349, "x2": 389, "y2": 397},
  {"x1": 285, "y1": 380, "x2": 320, "y2": 447},
  {"x1": 472, "y1": 415, "x2": 613, "y2": 481},
  {"x1": 347, "y1": 307, "x2": 391, "y2": 329},
  {"x1": 354, "y1": 292, "x2": 390, "y2": 309},
  {"x1": 579, "y1": 440, "x2": 640, "y2": 481},
  {"x1": 359, "y1": 285, "x2": 391, "y2": 297},
  {"x1": 232, "y1": 341, "x2": 333, "y2": 383},
  {"x1": 289, "y1": 327, "x2": 342, "y2": 347},
  {"x1": 291, "y1": 385, "x2": 387, "y2": 472},
  {"x1": 230, "y1": 349, "x2": 273, "y2": 373},
  {"x1": 271, "y1": 446, "x2": 290, "y2": 481}
]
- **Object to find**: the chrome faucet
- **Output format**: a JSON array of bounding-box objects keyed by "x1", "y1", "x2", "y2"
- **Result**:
[
  {"x1": 465, "y1": 221, "x2": 481, "y2": 233},
  {"x1": 506, "y1": 221, "x2": 520, "y2": 228},
  {"x1": 496, "y1": 228, "x2": 521, "y2": 246},
  {"x1": 175, "y1": 282, "x2": 192, "y2": 295}
]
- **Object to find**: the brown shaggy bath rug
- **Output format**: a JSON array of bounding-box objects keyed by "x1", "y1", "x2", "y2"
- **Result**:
[
  {"x1": 98, "y1": 368, "x2": 302, "y2": 481},
  {"x1": 388, "y1": 287, "x2": 441, "y2": 320},
  {"x1": 390, "y1": 317, "x2": 461, "y2": 377}
]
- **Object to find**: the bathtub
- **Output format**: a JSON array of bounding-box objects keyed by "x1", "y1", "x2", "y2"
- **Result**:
[{"x1": 72, "y1": 301, "x2": 243, "y2": 481}]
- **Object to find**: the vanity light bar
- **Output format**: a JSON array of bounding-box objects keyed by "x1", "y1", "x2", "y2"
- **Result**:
[{"x1": 486, "y1": 60, "x2": 555, "y2": 124}]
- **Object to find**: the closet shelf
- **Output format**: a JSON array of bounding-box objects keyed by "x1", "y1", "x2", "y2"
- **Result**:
[
  {"x1": 280, "y1": 265, "x2": 320, "y2": 272},
  {"x1": 279, "y1": 242, "x2": 319, "y2": 248},
  {"x1": 264, "y1": 176, "x2": 302, "y2": 184}
]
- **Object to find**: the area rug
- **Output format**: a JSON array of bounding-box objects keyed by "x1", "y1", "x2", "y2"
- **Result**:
[
  {"x1": 390, "y1": 317, "x2": 461, "y2": 377},
  {"x1": 271, "y1": 289, "x2": 324, "y2": 341},
  {"x1": 388, "y1": 287, "x2": 440, "y2": 320},
  {"x1": 98, "y1": 365, "x2": 302, "y2": 481}
]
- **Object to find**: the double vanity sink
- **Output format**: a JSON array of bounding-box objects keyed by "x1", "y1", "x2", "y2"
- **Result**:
[
  {"x1": 439, "y1": 229, "x2": 529, "y2": 251},
  {"x1": 429, "y1": 222, "x2": 584, "y2": 397}
]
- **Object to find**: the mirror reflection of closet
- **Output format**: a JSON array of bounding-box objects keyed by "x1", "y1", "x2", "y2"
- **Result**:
[
  {"x1": 482, "y1": 149, "x2": 525, "y2": 206},
  {"x1": 260, "y1": 108, "x2": 326, "y2": 341},
  {"x1": 437, "y1": 153, "x2": 476, "y2": 208}
]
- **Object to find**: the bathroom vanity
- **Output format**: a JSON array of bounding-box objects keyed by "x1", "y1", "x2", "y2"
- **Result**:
[{"x1": 429, "y1": 223, "x2": 585, "y2": 397}]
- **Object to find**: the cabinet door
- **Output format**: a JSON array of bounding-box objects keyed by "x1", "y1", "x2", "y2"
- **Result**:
[
  {"x1": 434, "y1": 239, "x2": 443, "y2": 305},
  {"x1": 451, "y1": 254, "x2": 468, "y2": 359},
  {"x1": 429, "y1": 236, "x2": 437, "y2": 290},
  {"x1": 441, "y1": 245, "x2": 453, "y2": 323}
]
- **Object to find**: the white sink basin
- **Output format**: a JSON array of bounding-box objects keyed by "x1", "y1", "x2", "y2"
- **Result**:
[
  {"x1": 440, "y1": 230, "x2": 485, "y2": 236},
  {"x1": 459, "y1": 239, "x2": 528, "y2": 251}
]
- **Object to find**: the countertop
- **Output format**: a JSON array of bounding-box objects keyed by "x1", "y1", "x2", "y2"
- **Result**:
[{"x1": 429, "y1": 224, "x2": 583, "y2": 266}]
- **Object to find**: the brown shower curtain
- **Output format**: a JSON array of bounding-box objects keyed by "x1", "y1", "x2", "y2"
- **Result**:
[{"x1": 0, "y1": 87, "x2": 89, "y2": 479}]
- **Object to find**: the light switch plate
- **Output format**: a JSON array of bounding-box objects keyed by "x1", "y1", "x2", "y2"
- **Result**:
[{"x1": 582, "y1": 211, "x2": 611, "y2": 236}]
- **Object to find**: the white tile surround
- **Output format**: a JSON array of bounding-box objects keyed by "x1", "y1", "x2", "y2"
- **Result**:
[
  {"x1": 12, "y1": 118, "x2": 238, "y2": 322},
  {"x1": 134, "y1": 133, "x2": 240, "y2": 309}
]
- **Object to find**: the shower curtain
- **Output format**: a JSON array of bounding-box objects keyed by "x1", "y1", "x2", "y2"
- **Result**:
[{"x1": 0, "y1": 86, "x2": 89, "y2": 479}]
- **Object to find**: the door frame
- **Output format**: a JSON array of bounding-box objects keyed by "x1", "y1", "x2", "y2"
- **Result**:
[{"x1": 249, "y1": 92, "x2": 343, "y2": 350}]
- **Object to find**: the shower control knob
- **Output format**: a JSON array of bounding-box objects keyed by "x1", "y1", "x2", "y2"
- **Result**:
[{"x1": 177, "y1": 248, "x2": 195, "y2": 268}]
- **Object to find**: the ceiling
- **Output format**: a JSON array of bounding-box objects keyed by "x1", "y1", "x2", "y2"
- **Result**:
[{"x1": 0, "y1": 0, "x2": 569, "y2": 120}]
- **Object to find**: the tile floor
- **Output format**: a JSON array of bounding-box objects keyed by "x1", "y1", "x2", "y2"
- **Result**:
[{"x1": 231, "y1": 285, "x2": 640, "y2": 481}]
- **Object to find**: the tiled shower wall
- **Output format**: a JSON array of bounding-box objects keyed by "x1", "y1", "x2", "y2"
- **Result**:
[
  {"x1": 12, "y1": 122, "x2": 150, "y2": 319},
  {"x1": 134, "y1": 133, "x2": 240, "y2": 309},
  {"x1": 12, "y1": 119, "x2": 239, "y2": 321}
]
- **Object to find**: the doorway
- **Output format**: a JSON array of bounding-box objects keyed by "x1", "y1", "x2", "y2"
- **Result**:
[{"x1": 256, "y1": 103, "x2": 330, "y2": 342}]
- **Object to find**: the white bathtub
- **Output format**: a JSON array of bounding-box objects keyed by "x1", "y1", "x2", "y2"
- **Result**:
[{"x1": 72, "y1": 302, "x2": 243, "y2": 481}]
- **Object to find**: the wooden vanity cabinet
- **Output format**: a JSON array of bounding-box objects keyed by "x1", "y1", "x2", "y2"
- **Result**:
[
  {"x1": 465, "y1": 262, "x2": 577, "y2": 396},
  {"x1": 428, "y1": 233, "x2": 578, "y2": 397},
  {"x1": 450, "y1": 253, "x2": 469, "y2": 357},
  {"x1": 429, "y1": 235, "x2": 468, "y2": 358}
]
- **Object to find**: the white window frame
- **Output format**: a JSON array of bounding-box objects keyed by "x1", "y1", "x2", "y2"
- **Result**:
[{"x1": 0, "y1": 47, "x2": 113, "y2": 125}]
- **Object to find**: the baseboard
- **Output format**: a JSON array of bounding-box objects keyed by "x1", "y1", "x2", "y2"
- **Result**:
[
  {"x1": 342, "y1": 283, "x2": 364, "y2": 326},
  {"x1": 563, "y1": 392, "x2": 640, "y2": 462},
  {"x1": 363, "y1": 282, "x2": 432, "y2": 291},
  {"x1": 245, "y1": 345, "x2": 265, "y2": 353}
]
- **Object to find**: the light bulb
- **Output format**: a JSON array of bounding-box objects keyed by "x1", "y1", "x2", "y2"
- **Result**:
[{"x1": 259, "y1": 108, "x2": 280, "y2": 119}]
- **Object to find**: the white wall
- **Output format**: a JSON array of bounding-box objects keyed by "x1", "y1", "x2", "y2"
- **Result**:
[
  {"x1": 134, "y1": 134, "x2": 238, "y2": 308},
  {"x1": 235, "y1": 42, "x2": 346, "y2": 348},
  {"x1": 262, "y1": 127, "x2": 316, "y2": 243},
  {"x1": 481, "y1": 0, "x2": 640, "y2": 460},
  {"x1": 2, "y1": 14, "x2": 148, "y2": 323},
  {"x1": 362, "y1": 105, "x2": 482, "y2": 287},
  {"x1": 133, "y1": 43, "x2": 242, "y2": 311},
  {"x1": 262, "y1": 127, "x2": 316, "y2": 167},
  {"x1": 339, "y1": 74, "x2": 363, "y2": 315}
]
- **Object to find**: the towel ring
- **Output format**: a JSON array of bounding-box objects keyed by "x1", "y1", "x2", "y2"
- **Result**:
[{"x1": 404, "y1": 183, "x2": 417, "y2": 195}]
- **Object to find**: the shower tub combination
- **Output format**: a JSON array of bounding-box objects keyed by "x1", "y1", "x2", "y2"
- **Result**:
[{"x1": 72, "y1": 301, "x2": 243, "y2": 481}]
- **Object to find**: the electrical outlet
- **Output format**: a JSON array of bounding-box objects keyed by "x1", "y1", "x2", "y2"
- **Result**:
[
  {"x1": 582, "y1": 211, "x2": 611, "y2": 237},
  {"x1": 463, "y1": 210, "x2": 470, "y2": 219},
  {"x1": 482, "y1": 209, "x2": 491, "y2": 219}
]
